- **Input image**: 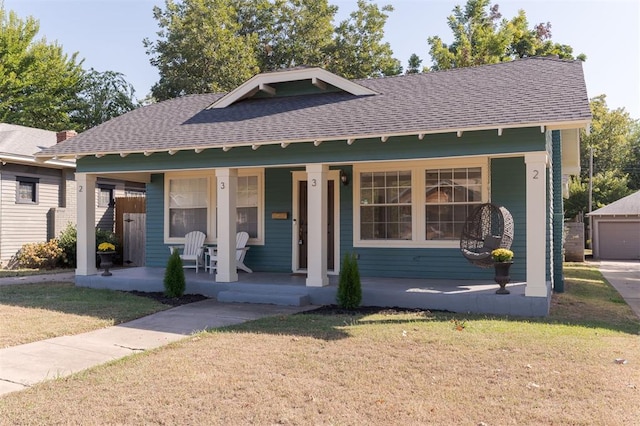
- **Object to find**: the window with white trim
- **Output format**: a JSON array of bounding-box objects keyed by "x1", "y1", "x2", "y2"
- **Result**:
[
  {"x1": 425, "y1": 167, "x2": 482, "y2": 240},
  {"x1": 164, "y1": 170, "x2": 264, "y2": 244},
  {"x1": 168, "y1": 177, "x2": 208, "y2": 238},
  {"x1": 359, "y1": 171, "x2": 412, "y2": 240},
  {"x1": 354, "y1": 160, "x2": 487, "y2": 247},
  {"x1": 236, "y1": 175, "x2": 259, "y2": 238}
]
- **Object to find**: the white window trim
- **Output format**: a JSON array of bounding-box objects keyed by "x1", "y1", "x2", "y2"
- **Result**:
[
  {"x1": 164, "y1": 171, "x2": 214, "y2": 244},
  {"x1": 353, "y1": 158, "x2": 489, "y2": 248},
  {"x1": 228, "y1": 168, "x2": 265, "y2": 246},
  {"x1": 164, "y1": 169, "x2": 265, "y2": 245}
]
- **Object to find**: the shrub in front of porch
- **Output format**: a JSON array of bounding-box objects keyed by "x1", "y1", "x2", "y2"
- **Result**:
[
  {"x1": 337, "y1": 252, "x2": 362, "y2": 309},
  {"x1": 164, "y1": 249, "x2": 186, "y2": 298}
]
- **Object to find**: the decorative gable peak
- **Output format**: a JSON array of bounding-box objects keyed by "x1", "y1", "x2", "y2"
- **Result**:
[{"x1": 208, "y1": 67, "x2": 378, "y2": 109}]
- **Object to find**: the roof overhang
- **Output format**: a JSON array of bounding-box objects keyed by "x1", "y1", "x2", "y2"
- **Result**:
[
  {"x1": 1, "y1": 152, "x2": 75, "y2": 169},
  {"x1": 208, "y1": 67, "x2": 378, "y2": 109},
  {"x1": 34, "y1": 120, "x2": 591, "y2": 162}
]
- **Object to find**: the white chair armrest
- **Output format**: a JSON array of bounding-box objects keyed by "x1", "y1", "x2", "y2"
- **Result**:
[{"x1": 168, "y1": 245, "x2": 184, "y2": 254}]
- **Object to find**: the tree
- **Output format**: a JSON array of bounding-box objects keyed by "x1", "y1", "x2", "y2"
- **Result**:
[
  {"x1": 71, "y1": 69, "x2": 138, "y2": 131},
  {"x1": 565, "y1": 96, "x2": 637, "y2": 219},
  {"x1": 579, "y1": 95, "x2": 637, "y2": 182},
  {"x1": 145, "y1": 0, "x2": 402, "y2": 100},
  {"x1": 624, "y1": 122, "x2": 640, "y2": 189},
  {"x1": 145, "y1": 0, "x2": 260, "y2": 101},
  {"x1": 405, "y1": 53, "x2": 424, "y2": 74},
  {"x1": 0, "y1": 6, "x2": 84, "y2": 130},
  {"x1": 329, "y1": 0, "x2": 401, "y2": 78},
  {"x1": 235, "y1": 0, "x2": 337, "y2": 71},
  {"x1": 564, "y1": 171, "x2": 632, "y2": 219},
  {"x1": 427, "y1": 0, "x2": 585, "y2": 71}
]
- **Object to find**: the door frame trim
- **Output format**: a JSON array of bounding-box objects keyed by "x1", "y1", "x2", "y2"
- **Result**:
[{"x1": 292, "y1": 170, "x2": 341, "y2": 275}]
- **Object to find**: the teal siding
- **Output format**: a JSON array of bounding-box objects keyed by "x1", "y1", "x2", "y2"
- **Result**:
[
  {"x1": 339, "y1": 166, "x2": 354, "y2": 264},
  {"x1": 145, "y1": 173, "x2": 168, "y2": 267},
  {"x1": 91, "y1": 127, "x2": 547, "y2": 281},
  {"x1": 77, "y1": 128, "x2": 546, "y2": 173},
  {"x1": 552, "y1": 130, "x2": 564, "y2": 291},
  {"x1": 491, "y1": 157, "x2": 527, "y2": 281},
  {"x1": 247, "y1": 168, "x2": 295, "y2": 272}
]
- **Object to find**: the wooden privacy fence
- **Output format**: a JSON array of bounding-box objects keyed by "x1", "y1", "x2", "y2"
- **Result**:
[{"x1": 115, "y1": 197, "x2": 146, "y2": 266}]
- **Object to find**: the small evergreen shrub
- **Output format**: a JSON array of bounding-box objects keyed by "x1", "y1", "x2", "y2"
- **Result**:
[
  {"x1": 57, "y1": 222, "x2": 77, "y2": 268},
  {"x1": 16, "y1": 240, "x2": 64, "y2": 269},
  {"x1": 337, "y1": 252, "x2": 362, "y2": 309},
  {"x1": 164, "y1": 248, "x2": 186, "y2": 298}
]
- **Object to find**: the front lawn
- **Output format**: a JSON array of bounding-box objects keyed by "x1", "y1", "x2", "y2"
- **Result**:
[
  {"x1": 0, "y1": 263, "x2": 638, "y2": 424},
  {"x1": 0, "y1": 283, "x2": 170, "y2": 348}
]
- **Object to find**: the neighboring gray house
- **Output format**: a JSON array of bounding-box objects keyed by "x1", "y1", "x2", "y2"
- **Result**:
[
  {"x1": 0, "y1": 123, "x2": 141, "y2": 266},
  {"x1": 589, "y1": 190, "x2": 640, "y2": 260}
]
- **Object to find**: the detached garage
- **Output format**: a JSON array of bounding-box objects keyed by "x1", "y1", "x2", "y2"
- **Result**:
[{"x1": 590, "y1": 191, "x2": 640, "y2": 260}]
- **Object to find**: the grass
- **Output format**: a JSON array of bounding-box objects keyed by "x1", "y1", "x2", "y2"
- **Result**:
[
  {"x1": 0, "y1": 264, "x2": 639, "y2": 425},
  {"x1": 0, "y1": 283, "x2": 170, "y2": 348},
  {"x1": 0, "y1": 268, "x2": 72, "y2": 278}
]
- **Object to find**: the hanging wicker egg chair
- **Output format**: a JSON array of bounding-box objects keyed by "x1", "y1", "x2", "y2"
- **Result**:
[{"x1": 460, "y1": 203, "x2": 514, "y2": 268}]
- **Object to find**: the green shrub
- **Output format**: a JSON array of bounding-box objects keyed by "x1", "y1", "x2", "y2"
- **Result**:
[
  {"x1": 57, "y1": 222, "x2": 77, "y2": 268},
  {"x1": 164, "y1": 248, "x2": 186, "y2": 298},
  {"x1": 16, "y1": 240, "x2": 64, "y2": 269},
  {"x1": 337, "y1": 252, "x2": 362, "y2": 309}
]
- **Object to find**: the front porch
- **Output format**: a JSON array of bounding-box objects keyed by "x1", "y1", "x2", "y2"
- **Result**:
[{"x1": 76, "y1": 267, "x2": 550, "y2": 317}]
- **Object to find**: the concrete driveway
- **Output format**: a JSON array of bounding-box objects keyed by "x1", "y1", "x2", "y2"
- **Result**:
[{"x1": 594, "y1": 260, "x2": 640, "y2": 319}]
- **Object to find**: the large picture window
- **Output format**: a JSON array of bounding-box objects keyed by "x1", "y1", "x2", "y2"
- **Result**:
[
  {"x1": 360, "y1": 171, "x2": 412, "y2": 240},
  {"x1": 168, "y1": 177, "x2": 208, "y2": 238},
  {"x1": 354, "y1": 160, "x2": 487, "y2": 247},
  {"x1": 425, "y1": 167, "x2": 482, "y2": 240}
]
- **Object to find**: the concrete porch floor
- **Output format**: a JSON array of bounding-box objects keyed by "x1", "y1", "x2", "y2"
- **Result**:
[{"x1": 76, "y1": 267, "x2": 550, "y2": 317}]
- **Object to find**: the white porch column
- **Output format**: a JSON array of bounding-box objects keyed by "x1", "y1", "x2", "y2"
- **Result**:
[
  {"x1": 306, "y1": 164, "x2": 329, "y2": 287},
  {"x1": 215, "y1": 168, "x2": 238, "y2": 282},
  {"x1": 525, "y1": 152, "x2": 549, "y2": 297},
  {"x1": 76, "y1": 173, "x2": 97, "y2": 276}
]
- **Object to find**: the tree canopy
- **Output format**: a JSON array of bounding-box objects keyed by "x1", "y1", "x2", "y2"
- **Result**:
[
  {"x1": 145, "y1": 0, "x2": 401, "y2": 101},
  {"x1": 564, "y1": 95, "x2": 639, "y2": 219},
  {"x1": 427, "y1": 0, "x2": 586, "y2": 71},
  {"x1": 0, "y1": 6, "x2": 139, "y2": 131},
  {"x1": 0, "y1": 6, "x2": 84, "y2": 130},
  {"x1": 71, "y1": 69, "x2": 138, "y2": 132}
]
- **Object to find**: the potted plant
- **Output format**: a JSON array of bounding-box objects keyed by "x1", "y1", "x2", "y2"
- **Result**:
[
  {"x1": 491, "y1": 248, "x2": 514, "y2": 294},
  {"x1": 97, "y1": 242, "x2": 116, "y2": 276}
]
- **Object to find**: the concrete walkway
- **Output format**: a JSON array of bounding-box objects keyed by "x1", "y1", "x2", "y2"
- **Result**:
[
  {"x1": 594, "y1": 260, "x2": 640, "y2": 319},
  {"x1": 0, "y1": 298, "x2": 315, "y2": 396}
]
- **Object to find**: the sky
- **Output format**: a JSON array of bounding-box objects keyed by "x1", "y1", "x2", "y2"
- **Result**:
[{"x1": 3, "y1": 0, "x2": 640, "y2": 118}]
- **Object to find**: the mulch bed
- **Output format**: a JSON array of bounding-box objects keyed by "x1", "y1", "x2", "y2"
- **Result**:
[{"x1": 122, "y1": 291, "x2": 435, "y2": 315}]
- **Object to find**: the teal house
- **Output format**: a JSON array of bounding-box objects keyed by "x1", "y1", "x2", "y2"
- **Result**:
[{"x1": 36, "y1": 57, "x2": 591, "y2": 316}]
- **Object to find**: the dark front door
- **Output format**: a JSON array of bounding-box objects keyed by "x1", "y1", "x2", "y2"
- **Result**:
[{"x1": 298, "y1": 180, "x2": 335, "y2": 270}]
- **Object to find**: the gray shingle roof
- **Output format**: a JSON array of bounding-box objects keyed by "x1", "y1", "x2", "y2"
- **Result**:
[
  {"x1": 36, "y1": 57, "x2": 592, "y2": 159},
  {"x1": 0, "y1": 123, "x2": 57, "y2": 156},
  {"x1": 589, "y1": 190, "x2": 640, "y2": 216}
]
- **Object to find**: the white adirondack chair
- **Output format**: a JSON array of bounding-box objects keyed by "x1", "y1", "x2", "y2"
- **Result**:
[
  {"x1": 208, "y1": 231, "x2": 252, "y2": 274},
  {"x1": 168, "y1": 231, "x2": 206, "y2": 273}
]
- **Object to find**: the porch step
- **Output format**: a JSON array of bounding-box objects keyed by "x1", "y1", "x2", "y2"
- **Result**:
[{"x1": 217, "y1": 290, "x2": 311, "y2": 307}]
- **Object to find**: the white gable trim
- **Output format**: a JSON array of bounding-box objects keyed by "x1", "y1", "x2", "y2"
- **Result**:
[{"x1": 208, "y1": 67, "x2": 377, "y2": 109}]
